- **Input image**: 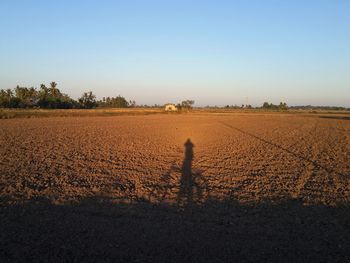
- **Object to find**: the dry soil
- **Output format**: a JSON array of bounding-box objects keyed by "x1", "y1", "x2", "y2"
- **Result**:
[{"x1": 1, "y1": 113, "x2": 350, "y2": 262}]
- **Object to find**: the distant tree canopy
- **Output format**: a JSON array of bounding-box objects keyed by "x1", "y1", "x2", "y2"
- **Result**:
[
  {"x1": 289, "y1": 105, "x2": 349, "y2": 111},
  {"x1": 0, "y1": 83, "x2": 77, "y2": 109},
  {"x1": 262, "y1": 102, "x2": 288, "y2": 110},
  {"x1": 181, "y1": 100, "x2": 195, "y2": 110},
  {"x1": 79, "y1": 92, "x2": 97, "y2": 109},
  {"x1": 0, "y1": 89, "x2": 20, "y2": 108},
  {"x1": 0, "y1": 82, "x2": 133, "y2": 109},
  {"x1": 37, "y1": 82, "x2": 77, "y2": 109},
  {"x1": 98, "y1": 96, "x2": 129, "y2": 108}
]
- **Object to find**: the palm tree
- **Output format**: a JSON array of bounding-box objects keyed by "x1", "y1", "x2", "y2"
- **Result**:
[
  {"x1": 50, "y1": 82, "x2": 57, "y2": 89},
  {"x1": 79, "y1": 91, "x2": 96, "y2": 109},
  {"x1": 5, "y1": 89, "x2": 13, "y2": 99},
  {"x1": 39, "y1": 84, "x2": 48, "y2": 97},
  {"x1": 50, "y1": 82, "x2": 60, "y2": 98}
]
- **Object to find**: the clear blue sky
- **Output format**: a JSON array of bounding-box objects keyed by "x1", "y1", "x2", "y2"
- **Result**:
[{"x1": 0, "y1": 0, "x2": 349, "y2": 106}]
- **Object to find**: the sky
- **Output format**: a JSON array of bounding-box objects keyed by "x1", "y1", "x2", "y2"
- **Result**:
[{"x1": 0, "y1": 0, "x2": 349, "y2": 107}]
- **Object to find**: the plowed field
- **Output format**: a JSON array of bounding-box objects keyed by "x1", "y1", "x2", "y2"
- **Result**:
[{"x1": 1, "y1": 113, "x2": 350, "y2": 262}]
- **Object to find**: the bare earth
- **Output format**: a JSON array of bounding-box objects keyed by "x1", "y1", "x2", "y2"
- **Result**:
[{"x1": 1, "y1": 113, "x2": 350, "y2": 262}]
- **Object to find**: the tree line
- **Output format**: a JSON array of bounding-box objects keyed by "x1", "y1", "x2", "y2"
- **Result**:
[
  {"x1": 223, "y1": 102, "x2": 349, "y2": 111},
  {"x1": 223, "y1": 102, "x2": 288, "y2": 110},
  {"x1": 0, "y1": 82, "x2": 131, "y2": 109},
  {"x1": 262, "y1": 102, "x2": 288, "y2": 110}
]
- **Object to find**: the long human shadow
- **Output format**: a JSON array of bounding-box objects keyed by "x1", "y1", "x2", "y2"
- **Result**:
[
  {"x1": 146, "y1": 139, "x2": 208, "y2": 206},
  {"x1": 177, "y1": 139, "x2": 208, "y2": 207},
  {"x1": 218, "y1": 120, "x2": 347, "y2": 178},
  {"x1": 2, "y1": 139, "x2": 350, "y2": 262}
]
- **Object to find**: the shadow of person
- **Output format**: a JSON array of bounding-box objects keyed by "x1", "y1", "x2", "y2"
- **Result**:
[{"x1": 177, "y1": 139, "x2": 207, "y2": 207}]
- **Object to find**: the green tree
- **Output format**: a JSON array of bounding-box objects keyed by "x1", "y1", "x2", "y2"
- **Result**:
[
  {"x1": 262, "y1": 102, "x2": 270, "y2": 109},
  {"x1": 181, "y1": 100, "x2": 195, "y2": 110},
  {"x1": 278, "y1": 102, "x2": 288, "y2": 110},
  {"x1": 49, "y1": 82, "x2": 60, "y2": 98},
  {"x1": 79, "y1": 91, "x2": 97, "y2": 109},
  {"x1": 97, "y1": 95, "x2": 129, "y2": 108},
  {"x1": 0, "y1": 89, "x2": 11, "y2": 107},
  {"x1": 14, "y1": 86, "x2": 38, "y2": 107},
  {"x1": 37, "y1": 82, "x2": 76, "y2": 109}
]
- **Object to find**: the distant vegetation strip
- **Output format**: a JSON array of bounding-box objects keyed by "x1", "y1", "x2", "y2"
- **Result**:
[
  {"x1": 1, "y1": 81, "x2": 348, "y2": 114},
  {"x1": 0, "y1": 82, "x2": 131, "y2": 109}
]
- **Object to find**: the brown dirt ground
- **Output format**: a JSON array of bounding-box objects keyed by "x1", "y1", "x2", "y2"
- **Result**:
[{"x1": 1, "y1": 113, "x2": 350, "y2": 262}]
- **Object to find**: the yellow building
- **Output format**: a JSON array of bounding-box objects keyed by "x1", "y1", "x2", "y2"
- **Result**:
[{"x1": 164, "y1": 103, "x2": 178, "y2": 111}]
